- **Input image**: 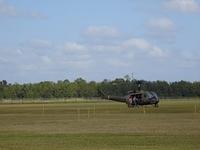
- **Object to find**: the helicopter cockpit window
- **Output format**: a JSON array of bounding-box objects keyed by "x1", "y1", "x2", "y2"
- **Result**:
[
  {"x1": 144, "y1": 93, "x2": 148, "y2": 98},
  {"x1": 150, "y1": 92, "x2": 158, "y2": 99},
  {"x1": 145, "y1": 92, "x2": 153, "y2": 98}
]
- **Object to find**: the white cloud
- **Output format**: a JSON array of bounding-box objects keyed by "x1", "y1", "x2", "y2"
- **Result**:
[
  {"x1": 165, "y1": 0, "x2": 200, "y2": 13},
  {"x1": 73, "y1": 54, "x2": 91, "y2": 60},
  {"x1": 0, "y1": 36, "x2": 170, "y2": 81},
  {"x1": 18, "y1": 64, "x2": 37, "y2": 71},
  {"x1": 84, "y1": 26, "x2": 168, "y2": 59},
  {"x1": 85, "y1": 37, "x2": 168, "y2": 59},
  {"x1": 178, "y1": 50, "x2": 200, "y2": 68},
  {"x1": 122, "y1": 38, "x2": 168, "y2": 58},
  {"x1": 85, "y1": 26, "x2": 120, "y2": 38},
  {"x1": 41, "y1": 56, "x2": 52, "y2": 64},
  {"x1": 146, "y1": 18, "x2": 176, "y2": 40},
  {"x1": 0, "y1": 0, "x2": 17, "y2": 16},
  {"x1": 150, "y1": 46, "x2": 167, "y2": 57},
  {"x1": 0, "y1": 57, "x2": 8, "y2": 63},
  {"x1": 62, "y1": 42, "x2": 87, "y2": 54},
  {"x1": 91, "y1": 44, "x2": 121, "y2": 53},
  {"x1": 16, "y1": 49, "x2": 23, "y2": 55},
  {"x1": 29, "y1": 39, "x2": 52, "y2": 49},
  {"x1": 123, "y1": 38, "x2": 150, "y2": 50},
  {"x1": 29, "y1": 11, "x2": 47, "y2": 19},
  {"x1": 0, "y1": 0, "x2": 47, "y2": 19},
  {"x1": 147, "y1": 18, "x2": 175, "y2": 32},
  {"x1": 64, "y1": 59, "x2": 93, "y2": 69},
  {"x1": 107, "y1": 59, "x2": 130, "y2": 67}
]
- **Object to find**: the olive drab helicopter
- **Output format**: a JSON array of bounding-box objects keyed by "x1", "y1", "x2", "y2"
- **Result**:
[{"x1": 98, "y1": 81, "x2": 159, "y2": 108}]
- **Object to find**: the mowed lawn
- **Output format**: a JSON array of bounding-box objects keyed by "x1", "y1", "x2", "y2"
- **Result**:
[{"x1": 0, "y1": 99, "x2": 200, "y2": 150}]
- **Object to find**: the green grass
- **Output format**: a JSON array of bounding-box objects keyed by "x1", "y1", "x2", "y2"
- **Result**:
[{"x1": 0, "y1": 99, "x2": 200, "y2": 150}]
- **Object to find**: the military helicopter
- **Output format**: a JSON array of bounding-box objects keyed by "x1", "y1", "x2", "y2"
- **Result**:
[{"x1": 98, "y1": 81, "x2": 159, "y2": 108}]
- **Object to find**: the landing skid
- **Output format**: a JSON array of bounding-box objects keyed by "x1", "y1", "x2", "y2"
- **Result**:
[{"x1": 154, "y1": 103, "x2": 159, "y2": 107}]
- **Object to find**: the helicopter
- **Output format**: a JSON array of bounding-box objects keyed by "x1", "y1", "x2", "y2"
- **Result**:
[{"x1": 98, "y1": 81, "x2": 159, "y2": 108}]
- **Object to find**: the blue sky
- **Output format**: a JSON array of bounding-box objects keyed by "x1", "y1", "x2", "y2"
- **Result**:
[{"x1": 0, "y1": 0, "x2": 200, "y2": 83}]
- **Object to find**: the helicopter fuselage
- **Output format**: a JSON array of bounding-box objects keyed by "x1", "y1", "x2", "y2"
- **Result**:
[
  {"x1": 124, "y1": 91, "x2": 159, "y2": 107},
  {"x1": 101, "y1": 90, "x2": 159, "y2": 108}
]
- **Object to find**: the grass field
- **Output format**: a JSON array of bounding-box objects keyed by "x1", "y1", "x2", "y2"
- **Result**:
[{"x1": 0, "y1": 99, "x2": 200, "y2": 150}]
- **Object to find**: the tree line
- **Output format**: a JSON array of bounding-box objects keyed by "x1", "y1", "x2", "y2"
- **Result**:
[{"x1": 0, "y1": 77, "x2": 200, "y2": 99}]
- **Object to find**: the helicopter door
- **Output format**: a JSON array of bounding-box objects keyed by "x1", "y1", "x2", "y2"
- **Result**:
[
  {"x1": 126, "y1": 96, "x2": 133, "y2": 107},
  {"x1": 135, "y1": 94, "x2": 142, "y2": 103}
]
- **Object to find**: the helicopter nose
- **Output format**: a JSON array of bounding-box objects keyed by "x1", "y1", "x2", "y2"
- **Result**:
[
  {"x1": 153, "y1": 94, "x2": 159, "y2": 102},
  {"x1": 152, "y1": 96, "x2": 159, "y2": 102}
]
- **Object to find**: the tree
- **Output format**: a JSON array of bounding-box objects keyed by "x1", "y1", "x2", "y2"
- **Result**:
[{"x1": 0, "y1": 78, "x2": 199, "y2": 99}]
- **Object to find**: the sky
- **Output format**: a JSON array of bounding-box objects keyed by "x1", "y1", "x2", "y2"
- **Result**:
[{"x1": 0, "y1": 0, "x2": 200, "y2": 83}]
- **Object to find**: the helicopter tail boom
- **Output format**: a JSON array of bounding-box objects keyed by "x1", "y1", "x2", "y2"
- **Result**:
[
  {"x1": 106, "y1": 95, "x2": 126, "y2": 102},
  {"x1": 98, "y1": 89, "x2": 126, "y2": 103}
]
